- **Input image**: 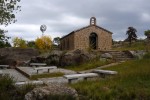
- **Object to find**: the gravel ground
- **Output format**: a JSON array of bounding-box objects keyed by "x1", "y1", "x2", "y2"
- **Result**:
[{"x1": 2, "y1": 69, "x2": 29, "y2": 82}]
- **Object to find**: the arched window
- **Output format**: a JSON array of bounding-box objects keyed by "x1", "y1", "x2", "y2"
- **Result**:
[{"x1": 89, "y1": 33, "x2": 98, "y2": 49}]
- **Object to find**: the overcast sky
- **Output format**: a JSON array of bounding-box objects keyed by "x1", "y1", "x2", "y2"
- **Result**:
[{"x1": 0, "y1": 0, "x2": 150, "y2": 42}]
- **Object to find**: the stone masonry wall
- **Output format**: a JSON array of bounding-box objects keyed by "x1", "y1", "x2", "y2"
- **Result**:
[
  {"x1": 74, "y1": 25, "x2": 112, "y2": 50},
  {"x1": 60, "y1": 33, "x2": 74, "y2": 50}
]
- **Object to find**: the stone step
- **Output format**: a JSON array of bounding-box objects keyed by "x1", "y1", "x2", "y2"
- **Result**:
[
  {"x1": 113, "y1": 55, "x2": 131, "y2": 58},
  {"x1": 105, "y1": 51, "x2": 133, "y2": 61},
  {"x1": 109, "y1": 53, "x2": 126, "y2": 55}
]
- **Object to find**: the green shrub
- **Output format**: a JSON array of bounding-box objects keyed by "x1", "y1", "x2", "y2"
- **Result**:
[
  {"x1": 0, "y1": 75, "x2": 15, "y2": 91},
  {"x1": 143, "y1": 52, "x2": 150, "y2": 59},
  {"x1": 15, "y1": 84, "x2": 36, "y2": 100},
  {"x1": 0, "y1": 75, "x2": 15, "y2": 100},
  {"x1": 0, "y1": 75, "x2": 36, "y2": 100}
]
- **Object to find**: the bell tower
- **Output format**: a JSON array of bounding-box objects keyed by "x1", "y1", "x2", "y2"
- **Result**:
[{"x1": 90, "y1": 17, "x2": 96, "y2": 26}]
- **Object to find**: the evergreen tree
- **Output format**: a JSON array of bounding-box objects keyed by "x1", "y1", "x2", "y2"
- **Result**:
[{"x1": 126, "y1": 27, "x2": 137, "y2": 45}]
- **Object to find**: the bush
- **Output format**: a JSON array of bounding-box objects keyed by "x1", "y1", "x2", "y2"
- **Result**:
[
  {"x1": 143, "y1": 52, "x2": 150, "y2": 59},
  {"x1": 12, "y1": 37, "x2": 27, "y2": 48},
  {"x1": 0, "y1": 75, "x2": 15, "y2": 91},
  {"x1": 0, "y1": 75, "x2": 15, "y2": 100},
  {"x1": 144, "y1": 30, "x2": 150, "y2": 36},
  {"x1": 15, "y1": 84, "x2": 36, "y2": 100},
  {"x1": 0, "y1": 75, "x2": 36, "y2": 100}
]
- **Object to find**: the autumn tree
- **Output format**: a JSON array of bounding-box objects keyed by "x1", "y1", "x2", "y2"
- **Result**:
[
  {"x1": 35, "y1": 35, "x2": 52, "y2": 52},
  {"x1": 12, "y1": 37, "x2": 27, "y2": 48}
]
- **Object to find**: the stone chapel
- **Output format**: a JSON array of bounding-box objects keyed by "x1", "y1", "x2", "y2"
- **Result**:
[{"x1": 60, "y1": 17, "x2": 113, "y2": 51}]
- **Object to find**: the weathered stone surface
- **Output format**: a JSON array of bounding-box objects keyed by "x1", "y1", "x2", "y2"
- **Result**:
[
  {"x1": 30, "y1": 50, "x2": 63, "y2": 66},
  {"x1": 59, "y1": 49, "x2": 97, "y2": 66},
  {"x1": 46, "y1": 50, "x2": 63, "y2": 66},
  {"x1": 101, "y1": 53, "x2": 113, "y2": 59},
  {"x1": 29, "y1": 50, "x2": 98, "y2": 67},
  {"x1": 0, "y1": 48, "x2": 39, "y2": 67},
  {"x1": 128, "y1": 50, "x2": 146, "y2": 59},
  {"x1": 25, "y1": 84, "x2": 78, "y2": 100}
]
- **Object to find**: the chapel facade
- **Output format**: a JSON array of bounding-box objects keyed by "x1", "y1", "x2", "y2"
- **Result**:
[{"x1": 60, "y1": 17, "x2": 113, "y2": 51}]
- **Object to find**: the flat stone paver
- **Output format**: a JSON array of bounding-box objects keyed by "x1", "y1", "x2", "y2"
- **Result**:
[
  {"x1": 2, "y1": 69, "x2": 29, "y2": 82},
  {"x1": 17, "y1": 67, "x2": 77, "y2": 76},
  {"x1": 39, "y1": 77, "x2": 68, "y2": 85},
  {"x1": 79, "y1": 62, "x2": 121, "y2": 73}
]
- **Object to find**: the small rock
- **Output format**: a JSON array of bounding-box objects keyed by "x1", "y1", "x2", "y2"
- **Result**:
[{"x1": 129, "y1": 50, "x2": 146, "y2": 59}]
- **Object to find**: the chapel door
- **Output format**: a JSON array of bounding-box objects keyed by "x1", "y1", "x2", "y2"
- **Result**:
[{"x1": 89, "y1": 33, "x2": 98, "y2": 49}]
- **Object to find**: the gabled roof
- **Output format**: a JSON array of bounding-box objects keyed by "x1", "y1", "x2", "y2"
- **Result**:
[{"x1": 61, "y1": 25, "x2": 113, "y2": 40}]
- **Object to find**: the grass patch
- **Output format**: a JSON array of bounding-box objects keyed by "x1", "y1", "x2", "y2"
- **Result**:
[
  {"x1": 65, "y1": 59, "x2": 113, "y2": 71},
  {"x1": 46, "y1": 94, "x2": 76, "y2": 100},
  {"x1": 71, "y1": 53, "x2": 150, "y2": 100},
  {"x1": 0, "y1": 75, "x2": 35, "y2": 100},
  {"x1": 113, "y1": 41, "x2": 146, "y2": 51},
  {"x1": 30, "y1": 72, "x2": 64, "y2": 80}
]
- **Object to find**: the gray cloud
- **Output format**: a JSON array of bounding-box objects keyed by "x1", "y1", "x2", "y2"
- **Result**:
[{"x1": 0, "y1": 0, "x2": 150, "y2": 41}]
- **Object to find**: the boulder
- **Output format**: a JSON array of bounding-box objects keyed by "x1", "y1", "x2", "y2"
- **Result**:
[
  {"x1": 101, "y1": 53, "x2": 113, "y2": 59},
  {"x1": 45, "y1": 50, "x2": 63, "y2": 66},
  {"x1": 128, "y1": 50, "x2": 146, "y2": 59},
  {"x1": 25, "y1": 84, "x2": 78, "y2": 100},
  {"x1": 60, "y1": 52, "x2": 77, "y2": 66},
  {"x1": 59, "y1": 49, "x2": 97, "y2": 66},
  {"x1": 30, "y1": 50, "x2": 63, "y2": 66},
  {"x1": 29, "y1": 49, "x2": 98, "y2": 67}
]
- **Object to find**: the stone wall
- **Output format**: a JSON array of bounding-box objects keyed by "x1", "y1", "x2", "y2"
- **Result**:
[{"x1": 60, "y1": 33, "x2": 74, "y2": 50}]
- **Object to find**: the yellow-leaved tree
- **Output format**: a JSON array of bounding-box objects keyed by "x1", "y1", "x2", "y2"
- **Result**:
[
  {"x1": 12, "y1": 37, "x2": 27, "y2": 48},
  {"x1": 35, "y1": 35, "x2": 52, "y2": 52}
]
